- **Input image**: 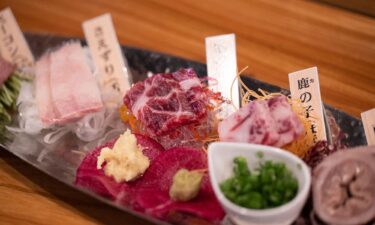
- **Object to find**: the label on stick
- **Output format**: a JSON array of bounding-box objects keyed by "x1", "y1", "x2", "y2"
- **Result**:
[
  {"x1": 361, "y1": 108, "x2": 375, "y2": 146},
  {"x1": 0, "y1": 7, "x2": 34, "y2": 67},
  {"x1": 83, "y1": 13, "x2": 131, "y2": 108},
  {"x1": 289, "y1": 67, "x2": 327, "y2": 143},
  {"x1": 205, "y1": 34, "x2": 239, "y2": 110}
]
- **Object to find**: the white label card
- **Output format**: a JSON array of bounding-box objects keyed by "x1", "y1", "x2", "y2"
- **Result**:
[
  {"x1": 0, "y1": 7, "x2": 34, "y2": 67},
  {"x1": 83, "y1": 13, "x2": 131, "y2": 108},
  {"x1": 205, "y1": 34, "x2": 239, "y2": 110},
  {"x1": 288, "y1": 67, "x2": 327, "y2": 143},
  {"x1": 361, "y1": 108, "x2": 375, "y2": 146}
]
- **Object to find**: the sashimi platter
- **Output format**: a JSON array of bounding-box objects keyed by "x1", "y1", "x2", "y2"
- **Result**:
[{"x1": 1, "y1": 9, "x2": 374, "y2": 225}]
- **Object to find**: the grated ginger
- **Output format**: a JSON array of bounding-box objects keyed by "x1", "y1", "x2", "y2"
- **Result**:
[{"x1": 97, "y1": 129, "x2": 150, "y2": 183}]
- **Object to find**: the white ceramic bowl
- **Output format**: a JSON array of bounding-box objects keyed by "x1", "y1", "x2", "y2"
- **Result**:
[{"x1": 208, "y1": 142, "x2": 311, "y2": 225}]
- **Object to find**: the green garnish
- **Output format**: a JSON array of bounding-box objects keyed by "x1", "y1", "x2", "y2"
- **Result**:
[
  {"x1": 0, "y1": 73, "x2": 23, "y2": 142},
  {"x1": 220, "y1": 156, "x2": 298, "y2": 209},
  {"x1": 256, "y1": 151, "x2": 264, "y2": 159}
]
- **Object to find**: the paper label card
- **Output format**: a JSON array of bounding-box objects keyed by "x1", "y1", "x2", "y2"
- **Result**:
[
  {"x1": 83, "y1": 13, "x2": 131, "y2": 107},
  {"x1": 289, "y1": 67, "x2": 327, "y2": 143},
  {"x1": 205, "y1": 34, "x2": 239, "y2": 110},
  {"x1": 0, "y1": 7, "x2": 34, "y2": 67},
  {"x1": 361, "y1": 108, "x2": 375, "y2": 146}
]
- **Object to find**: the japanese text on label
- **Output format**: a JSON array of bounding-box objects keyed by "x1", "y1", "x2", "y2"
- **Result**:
[
  {"x1": 83, "y1": 13, "x2": 131, "y2": 107},
  {"x1": 0, "y1": 7, "x2": 34, "y2": 67},
  {"x1": 205, "y1": 34, "x2": 239, "y2": 110},
  {"x1": 289, "y1": 67, "x2": 326, "y2": 143}
]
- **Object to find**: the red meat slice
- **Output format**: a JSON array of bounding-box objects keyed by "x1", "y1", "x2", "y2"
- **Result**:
[
  {"x1": 74, "y1": 134, "x2": 164, "y2": 202},
  {"x1": 123, "y1": 68, "x2": 208, "y2": 136},
  {"x1": 75, "y1": 141, "x2": 225, "y2": 223},
  {"x1": 128, "y1": 147, "x2": 225, "y2": 222},
  {"x1": 218, "y1": 95, "x2": 304, "y2": 147}
]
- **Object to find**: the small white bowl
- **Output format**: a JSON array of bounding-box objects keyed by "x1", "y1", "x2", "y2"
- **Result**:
[{"x1": 208, "y1": 142, "x2": 311, "y2": 225}]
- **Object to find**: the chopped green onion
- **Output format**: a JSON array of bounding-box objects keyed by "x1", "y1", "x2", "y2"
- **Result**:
[{"x1": 220, "y1": 156, "x2": 298, "y2": 209}]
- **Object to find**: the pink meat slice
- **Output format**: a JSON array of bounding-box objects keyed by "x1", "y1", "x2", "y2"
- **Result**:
[
  {"x1": 35, "y1": 54, "x2": 60, "y2": 125},
  {"x1": 0, "y1": 56, "x2": 14, "y2": 85},
  {"x1": 75, "y1": 134, "x2": 164, "y2": 202},
  {"x1": 128, "y1": 147, "x2": 225, "y2": 222},
  {"x1": 267, "y1": 96, "x2": 305, "y2": 147},
  {"x1": 49, "y1": 42, "x2": 103, "y2": 123},
  {"x1": 218, "y1": 95, "x2": 304, "y2": 147},
  {"x1": 123, "y1": 68, "x2": 208, "y2": 136}
]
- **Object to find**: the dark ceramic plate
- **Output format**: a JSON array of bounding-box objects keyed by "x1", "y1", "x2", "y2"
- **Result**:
[{"x1": 1, "y1": 33, "x2": 368, "y2": 225}]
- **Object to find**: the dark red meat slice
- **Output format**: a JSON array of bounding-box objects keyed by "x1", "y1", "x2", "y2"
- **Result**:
[
  {"x1": 74, "y1": 134, "x2": 164, "y2": 201},
  {"x1": 128, "y1": 147, "x2": 225, "y2": 222},
  {"x1": 75, "y1": 141, "x2": 224, "y2": 223},
  {"x1": 123, "y1": 68, "x2": 208, "y2": 136}
]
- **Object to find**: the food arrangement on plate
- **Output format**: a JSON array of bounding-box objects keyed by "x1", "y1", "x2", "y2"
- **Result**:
[{"x1": 0, "y1": 10, "x2": 373, "y2": 225}]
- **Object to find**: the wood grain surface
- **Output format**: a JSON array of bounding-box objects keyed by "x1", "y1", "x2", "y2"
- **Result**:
[{"x1": 0, "y1": 0, "x2": 374, "y2": 224}]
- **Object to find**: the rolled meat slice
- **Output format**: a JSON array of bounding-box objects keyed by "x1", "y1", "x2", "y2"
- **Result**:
[{"x1": 312, "y1": 146, "x2": 375, "y2": 225}]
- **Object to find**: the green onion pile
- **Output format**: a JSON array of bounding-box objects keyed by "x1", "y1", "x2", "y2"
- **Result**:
[
  {"x1": 0, "y1": 73, "x2": 22, "y2": 142},
  {"x1": 220, "y1": 156, "x2": 298, "y2": 209}
]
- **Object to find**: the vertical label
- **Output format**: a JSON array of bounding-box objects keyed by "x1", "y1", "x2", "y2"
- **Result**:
[
  {"x1": 83, "y1": 13, "x2": 131, "y2": 107},
  {"x1": 205, "y1": 34, "x2": 239, "y2": 110},
  {"x1": 289, "y1": 67, "x2": 327, "y2": 143},
  {"x1": 361, "y1": 108, "x2": 375, "y2": 146},
  {"x1": 0, "y1": 7, "x2": 34, "y2": 67}
]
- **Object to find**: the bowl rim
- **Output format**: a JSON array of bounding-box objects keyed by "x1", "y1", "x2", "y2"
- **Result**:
[{"x1": 208, "y1": 142, "x2": 311, "y2": 218}]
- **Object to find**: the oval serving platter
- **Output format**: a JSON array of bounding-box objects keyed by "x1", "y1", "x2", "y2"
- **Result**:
[{"x1": 0, "y1": 33, "x2": 368, "y2": 225}]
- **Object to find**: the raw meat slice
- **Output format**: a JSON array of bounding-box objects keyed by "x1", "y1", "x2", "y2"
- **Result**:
[
  {"x1": 218, "y1": 100, "x2": 279, "y2": 145},
  {"x1": 76, "y1": 141, "x2": 224, "y2": 223},
  {"x1": 75, "y1": 134, "x2": 164, "y2": 201},
  {"x1": 0, "y1": 56, "x2": 14, "y2": 86},
  {"x1": 128, "y1": 147, "x2": 225, "y2": 222},
  {"x1": 267, "y1": 96, "x2": 305, "y2": 147},
  {"x1": 35, "y1": 54, "x2": 59, "y2": 125},
  {"x1": 123, "y1": 68, "x2": 208, "y2": 136},
  {"x1": 218, "y1": 95, "x2": 304, "y2": 147},
  {"x1": 75, "y1": 139, "x2": 124, "y2": 199},
  {"x1": 49, "y1": 42, "x2": 103, "y2": 123}
]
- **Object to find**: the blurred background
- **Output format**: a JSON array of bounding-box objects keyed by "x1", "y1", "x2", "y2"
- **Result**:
[{"x1": 0, "y1": 0, "x2": 374, "y2": 117}]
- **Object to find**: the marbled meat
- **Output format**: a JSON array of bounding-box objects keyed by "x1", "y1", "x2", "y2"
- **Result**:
[
  {"x1": 218, "y1": 95, "x2": 304, "y2": 147},
  {"x1": 123, "y1": 68, "x2": 208, "y2": 136}
]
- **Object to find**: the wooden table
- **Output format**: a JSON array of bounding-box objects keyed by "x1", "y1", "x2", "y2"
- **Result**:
[{"x1": 0, "y1": 0, "x2": 374, "y2": 224}]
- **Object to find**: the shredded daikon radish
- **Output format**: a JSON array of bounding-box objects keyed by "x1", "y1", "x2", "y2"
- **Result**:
[
  {"x1": 7, "y1": 82, "x2": 44, "y2": 135},
  {"x1": 43, "y1": 127, "x2": 72, "y2": 144},
  {"x1": 8, "y1": 78, "x2": 126, "y2": 162}
]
